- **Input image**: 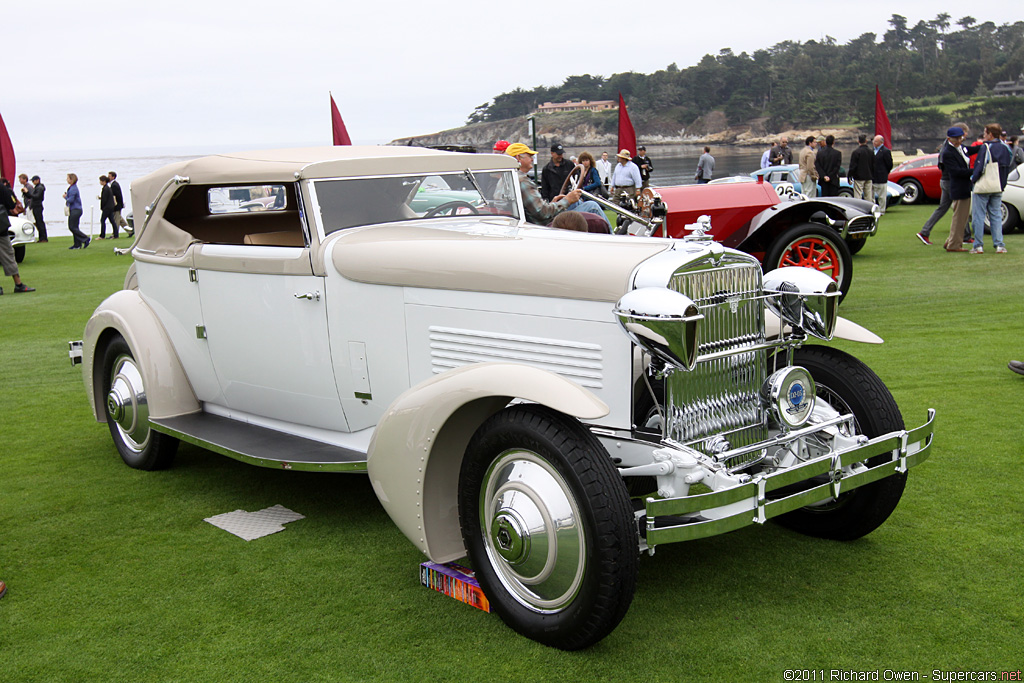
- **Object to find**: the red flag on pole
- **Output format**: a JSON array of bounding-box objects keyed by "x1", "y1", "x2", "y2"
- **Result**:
[
  {"x1": 617, "y1": 93, "x2": 637, "y2": 157},
  {"x1": 0, "y1": 110, "x2": 16, "y2": 182},
  {"x1": 330, "y1": 93, "x2": 352, "y2": 146},
  {"x1": 874, "y1": 86, "x2": 892, "y2": 148}
]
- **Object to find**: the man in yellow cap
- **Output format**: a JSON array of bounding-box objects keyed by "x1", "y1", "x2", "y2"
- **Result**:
[{"x1": 506, "y1": 143, "x2": 608, "y2": 228}]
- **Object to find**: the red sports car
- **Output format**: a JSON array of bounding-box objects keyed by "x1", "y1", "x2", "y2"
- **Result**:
[
  {"x1": 622, "y1": 179, "x2": 880, "y2": 300},
  {"x1": 888, "y1": 154, "x2": 941, "y2": 205}
]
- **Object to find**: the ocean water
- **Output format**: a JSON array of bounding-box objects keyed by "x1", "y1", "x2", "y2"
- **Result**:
[
  {"x1": 16, "y1": 140, "x2": 941, "y2": 239},
  {"x1": 15, "y1": 151, "x2": 193, "y2": 239}
]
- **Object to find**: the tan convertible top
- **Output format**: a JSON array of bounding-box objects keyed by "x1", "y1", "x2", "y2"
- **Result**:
[{"x1": 130, "y1": 146, "x2": 519, "y2": 214}]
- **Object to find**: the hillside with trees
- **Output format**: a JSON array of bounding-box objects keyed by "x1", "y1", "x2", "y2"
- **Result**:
[{"x1": 400, "y1": 15, "x2": 1023, "y2": 147}]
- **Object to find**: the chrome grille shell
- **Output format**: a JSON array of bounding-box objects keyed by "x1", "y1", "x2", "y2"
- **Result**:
[{"x1": 663, "y1": 253, "x2": 769, "y2": 465}]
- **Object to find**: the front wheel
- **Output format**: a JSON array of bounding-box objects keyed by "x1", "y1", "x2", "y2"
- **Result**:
[
  {"x1": 101, "y1": 336, "x2": 179, "y2": 470},
  {"x1": 774, "y1": 346, "x2": 907, "y2": 540},
  {"x1": 458, "y1": 405, "x2": 638, "y2": 650},
  {"x1": 13, "y1": 244, "x2": 25, "y2": 263},
  {"x1": 764, "y1": 223, "x2": 853, "y2": 301}
]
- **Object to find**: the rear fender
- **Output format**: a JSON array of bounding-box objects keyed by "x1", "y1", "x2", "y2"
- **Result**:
[
  {"x1": 366, "y1": 362, "x2": 609, "y2": 563},
  {"x1": 83, "y1": 290, "x2": 199, "y2": 422}
]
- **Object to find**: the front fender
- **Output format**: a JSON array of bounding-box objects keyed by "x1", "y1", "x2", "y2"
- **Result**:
[
  {"x1": 734, "y1": 199, "x2": 852, "y2": 250},
  {"x1": 82, "y1": 289, "x2": 199, "y2": 422},
  {"x1": 367, "y1": 362, "x2": 609, "y2": 563}
]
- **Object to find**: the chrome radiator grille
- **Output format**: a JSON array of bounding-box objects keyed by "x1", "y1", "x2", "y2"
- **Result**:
[{"x1": 665, "y1": 261, "x2": 768, "y2": 463}]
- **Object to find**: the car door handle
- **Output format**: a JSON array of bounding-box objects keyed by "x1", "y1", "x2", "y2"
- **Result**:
[{"x1": 294, "y1": 292, "x2": 321, "y2": 301}]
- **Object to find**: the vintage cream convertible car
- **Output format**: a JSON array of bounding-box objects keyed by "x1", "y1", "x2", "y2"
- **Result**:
[{"x1": 72, "y1": 146, "x2": 934, "y2": 650}]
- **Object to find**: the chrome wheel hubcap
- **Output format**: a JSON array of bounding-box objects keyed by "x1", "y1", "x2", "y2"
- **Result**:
[
  {"x1": 480, "y1": 450, "x2": 586, "y2": 613},
  {"x1": 106, "y1": 355, "x2": 150, "y2": 453}
]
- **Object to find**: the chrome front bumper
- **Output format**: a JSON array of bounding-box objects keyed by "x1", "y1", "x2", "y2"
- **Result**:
[{"x1": 644, "y1": 409, "x2": 935, "y2": 546}]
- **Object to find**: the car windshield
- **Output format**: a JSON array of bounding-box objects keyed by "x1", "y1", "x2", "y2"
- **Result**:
[
  {"x1": 902, "y1": 156, "x2": 937, "y2": 170},
  {"x1": 313, "y1": 170, "x2": 520, "y2": 234}
]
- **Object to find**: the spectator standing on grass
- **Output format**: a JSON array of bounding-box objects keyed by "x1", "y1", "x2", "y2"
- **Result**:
[
  {"x1": 847, "y1": 134, "x2": 873, "y2": 201},
  {"x1": 108, "y1": 171, "x2": 127, "y2": 236},
  {"x1": 0, "y1": 179, "x2": 36, "y2": 294},
  {"x1": 98, "y1": 175, "x2": 118, "y2": 239},
  {"x1": 695, "y1": 147, "x2": 714, "y2": 183},
  {"x1": 769, "y1": 137, "x2": 792, "y2": 166},
  {"x1": 18, "y1": 173, "x2": 31, "y2": 209},
  {"x1": 969, "y1": 123, "x2": 1013, "y2": 254},
  {"x1": 1009, "y1": 136, "x2": 1024, "y2": 167},
  {"x1": 760, "y1": 143, "x2": 772, "y2": 169},
  {"x1": 815, "y1": 135, "x2": 842, "y2": 197},
  {"x1": 632, "y1": 145, "x2": 653, "y2": 188},
  {"x1": 597, "y1": 151, "x2": 612, "y2": 189},
  {"x1": 934, "y1": 128, "x2": 972, "y2": 252},
  {"x1": 917, "y1": 127, "x2": 969, "y2": 245},
  {"x1": 798, "y1": 136, "x2": 818, "y2": 197},
  {"x1": 64, "y1": 173, "x2": 89, "y2": 249},
  {"x1": 540, "y1": 143, "x2": 573, "y2": 201},
  {"x1": 29, "y1": 176, "x2": 47, "y2": 242},
  {"x1": 871, "y1": 135, "x2": 893, "y2": 213},
  {"x1": 610, "y1": 149, "x2": 642, "y2": 199}
]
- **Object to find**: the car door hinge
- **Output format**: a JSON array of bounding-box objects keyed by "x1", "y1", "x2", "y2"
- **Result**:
[
  {"x1": 196, "y1": 325, "x2": 207, "y2": 339},
  {"x1": 189, "y1": 268, "x2": 199, "y2": 283}
]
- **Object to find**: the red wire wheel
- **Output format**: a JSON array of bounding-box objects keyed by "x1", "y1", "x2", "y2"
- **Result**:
[{"x1": 765, "y1": 223, "x2": 853, "y2": 301}]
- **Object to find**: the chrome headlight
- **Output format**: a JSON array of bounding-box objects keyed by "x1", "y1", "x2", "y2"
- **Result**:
[
  {"x1": 614, "y1": 288, "x2": 703, "y2": 371},
  {"x1": 761, "y1": 366, "x2": 815, "y2": 429},
  {"x1": 21, "y1": 223, "x2": 35, "y2": 236},
  {"x1": 763, "y1": 267, "x2": 839, "y2": 340}
]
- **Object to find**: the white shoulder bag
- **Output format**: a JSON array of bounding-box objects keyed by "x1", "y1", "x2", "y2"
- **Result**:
[{"x1": 974, "y1": 144, "x2": 1002, "y2": 194}]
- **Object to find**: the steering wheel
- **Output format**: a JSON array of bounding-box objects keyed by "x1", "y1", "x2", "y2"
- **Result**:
[
  {"x1": 423, "y1": 201, "x2": 480, "y2": 218},
  {"x1": 559, "y1": 164, "x2": 586, "y2": 197}
]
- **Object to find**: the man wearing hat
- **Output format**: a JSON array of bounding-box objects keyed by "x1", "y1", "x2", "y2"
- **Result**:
[
  {"x1": 632, "y1": 145, "x2": 653, "y2": 188},
  {"x1": 492, "y1": 140, "x2": 510, "y2": 154},
  {"x1": 934, "y1": 126, "x2": 974, "y2": 251},
  {"x1": 540, "y1": 143, "x2": 573, "y2": 201},
  {"x1": 917, "y1": 126, "x2": 970, "y2": 245},
  {"x1": 610, "y1": 149, "x2": 642, "y2": 199},
  {"x1": 506, "y1": 143, "x2": 608, "y2": 229}
]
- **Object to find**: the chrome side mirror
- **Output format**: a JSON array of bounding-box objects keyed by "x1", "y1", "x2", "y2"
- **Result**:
[
  {"x1": 614, "y1": 288, "x2": 703, "y2": 371},
  {"x1": 763, "y1": 267, "x2": 839, "y2": 340}
]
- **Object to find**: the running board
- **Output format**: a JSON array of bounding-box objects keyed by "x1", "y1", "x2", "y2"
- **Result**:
[{"x1": 150, "y1": 413, "x2": 368, "y2": 473}]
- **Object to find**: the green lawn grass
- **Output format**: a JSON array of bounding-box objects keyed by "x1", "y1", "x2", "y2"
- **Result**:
[{"x1": 2, "y1": 211, "x2": 1022, "y2": 681}]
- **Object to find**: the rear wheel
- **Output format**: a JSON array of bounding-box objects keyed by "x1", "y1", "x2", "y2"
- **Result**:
[
  {"x1": 765, "y1": 223, "x2": 853, "y2": 301},
  {"x1": 101, "y1": 336, "x2": 178, "y2": 470},
  {"x1": 838, "y1": 187, "x2": 853, "y2": 198},
  {"x1": 458, "y1": 405, "x2": 637, "y2": 650},
  {"x1": 774, "y1": 346, "x2": 907, "y2": 540},
  {"x1": 1001, "y1": 202, "x2": 1019, "y2": 233},
  {"x1": 899, "y1": 178, "x2": 923, "y2": 205}
]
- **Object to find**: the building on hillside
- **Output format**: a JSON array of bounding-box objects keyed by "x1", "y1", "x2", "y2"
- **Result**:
[
  {"x1": 993, "y1": 74, "x2": 1024, "y2": 97},
  {"x1": 536, "y1": 99, "x2": 618, "y2": 114}
]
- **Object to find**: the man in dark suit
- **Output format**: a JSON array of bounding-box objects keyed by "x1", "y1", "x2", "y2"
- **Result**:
[
  {"x1": 815, "y1": 135, "x2": 842, "y2": 197},
  {"x1": 108, "y1": 171, "x2": 127, "y2": 236},
  {"x1": 871, "y1": 135, "x2": 894, "y2": 213}
]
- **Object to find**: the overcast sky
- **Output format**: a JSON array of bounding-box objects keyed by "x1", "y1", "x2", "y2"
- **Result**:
[{"x1": 4, "y1": 1, "x2": 1009, "y2": 156}]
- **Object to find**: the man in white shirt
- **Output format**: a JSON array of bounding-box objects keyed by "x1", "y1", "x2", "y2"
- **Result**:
[
  {"x1": 596, "y1": 152, "x2": 612, "y2": 189},
  {"x1": 610, "y1": 149, "x2": 642, "y2": 198}
]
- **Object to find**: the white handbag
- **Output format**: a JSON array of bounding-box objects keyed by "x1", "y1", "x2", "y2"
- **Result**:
[{"x1": 974, "y1": 144, "x2": 1002, "y2": 194}]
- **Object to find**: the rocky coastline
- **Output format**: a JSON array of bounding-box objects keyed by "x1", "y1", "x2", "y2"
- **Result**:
[{"x1": 389, "y1": 110, "x2": 888, "y2": 151}]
